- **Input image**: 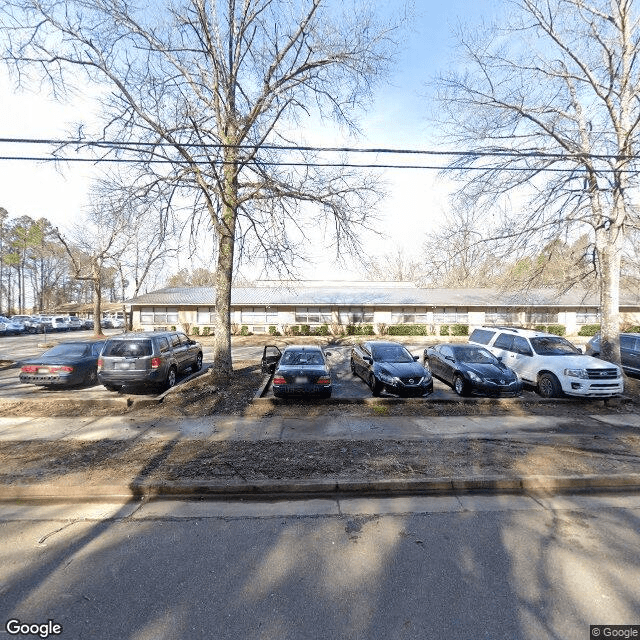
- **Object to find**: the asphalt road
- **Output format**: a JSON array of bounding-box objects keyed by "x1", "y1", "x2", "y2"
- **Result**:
[{"x1": 1, "y1": 495, "x2": 639, "y2": 640}]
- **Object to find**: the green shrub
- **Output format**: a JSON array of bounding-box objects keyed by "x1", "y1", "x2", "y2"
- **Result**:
[
  {"x1": 268, "y1": 325, "x2": 281, "y2": 336},
  {"x1": 451, "y1": 324, "x2": 469, "y2": 336},
  {"x1": 240, "y1": 325, "x2": 251, "y2": 336},
  {"x1": 315, "y1": 324, "x2": 330, "y2": 336},
  {"x1": 346, "y1": 324, "x2": 375, "y2": 336},
  {"x1": 534, "y1": 325, "x2": 547, "y2": 332},
  {"x1": 202, "y1": 326, "x2": 211, "y2": 336},
  {"x1": 578, "y1": 324, "x2": 600, "y2": 336},
  {"x1": 291, "y1": 325, "x2": 300, "y2": 335},
  {"x1": 300, "y1": 324, "x2": 311, "y2": 336},
  {"x1": 192, "y1": 326, "x2": 200, "y2": 336},
  {"x1": 387, "y1": 324, "x2": 428, "y2": 336},
  {"x1": 623, "y1": 325, "x2": 640, "y2": 333},
  {"x1": 439, "y1": 324, "x2": 450, "y2": 336},
  {"x1": 170, "y1": 325, "x2": 176, "y2": 331},
  {"x1": 546, "y1": 324, "x2": 566, "y2": 336}
]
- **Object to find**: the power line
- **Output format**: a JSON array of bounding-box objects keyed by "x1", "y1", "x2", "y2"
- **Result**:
[{"x1": 0, "y1": 137, "x2": 636, "y2": 161}]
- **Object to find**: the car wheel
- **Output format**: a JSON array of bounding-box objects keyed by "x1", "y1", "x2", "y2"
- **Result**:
[
  {"x1": 86, "y1": 368, "x2": 98, "y2": 386},
  {"x1": 165, "y1": 366, "x2": 177, "y2": 390},
  {"x1": 453, "y1": 375, "x2": 469, "y2": 397},
  {"x1": 193, "y1": 353, "x2": 203, "y2": 372},
  {"x1": 369, "y1": 373, "x2": 382, "y2": 397},
  {"x1": 538, "y1": 372, "x2": 561, "y2": 398}
]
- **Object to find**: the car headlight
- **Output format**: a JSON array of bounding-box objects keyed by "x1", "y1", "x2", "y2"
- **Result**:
[
  {"x1": 468, "y1": 371, "x2": 482, "y2": 383},
  {"x1": 377, "y1": 370, "x2": 397, "y2": 384},
  {"x1": 564, "y1": 368, "x2": 589, "y2": 379}
]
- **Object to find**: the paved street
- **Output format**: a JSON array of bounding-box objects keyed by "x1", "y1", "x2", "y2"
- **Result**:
[{"x1": 1, "y1": 495, "x2": 639, "y2": 640}]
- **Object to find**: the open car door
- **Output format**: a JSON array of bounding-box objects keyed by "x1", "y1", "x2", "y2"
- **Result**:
[{"x1": 261, "y1": 345, "x2": 282, "y2": 374}]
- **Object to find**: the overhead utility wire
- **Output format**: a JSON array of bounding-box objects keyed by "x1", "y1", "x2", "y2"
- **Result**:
[{"x1": 0, "y1": 137, "x2": 636, "y2": 161}]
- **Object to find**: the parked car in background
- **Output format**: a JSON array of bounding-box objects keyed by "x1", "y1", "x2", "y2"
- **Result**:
[
  {"x1": 50, "y1": 316, "x2": 71, "y2": 331},
  {"x1": 585, "y1": 332, "x2": 640, "y2": 377},
  {"x1": 102, "y1": 316, "x2": 125, "y2": 329},
  {"x1": 0, "y1": 316, "x2": 25, "y2": 335},
  {"x1": 351, "y1": 340, "x2": 433, "y2": 397},
  {"x1": 67, "y1": 316, "x2": 83, "y2": 330},
  {"x1": 82, "y1": 318, "x2": 95, "y2": 330},
  {"x1": 98, "y1": 330, "x2": 203, "y2": 391},
  {"x1": 425, "y1": 343, "x2": 522, "y2": 397},
  {"x1": 19, "y1": 339, "x2": 106, "y2": 387},
  {"x1": 265, "y1": 345, "x2": 333, "y2": 398},
  {"x1": 469, "y1": 326, "x2": 623, "y2": 398},
  {"x1": 32, "y1": 316, "x2": 54, "y2": 333}
]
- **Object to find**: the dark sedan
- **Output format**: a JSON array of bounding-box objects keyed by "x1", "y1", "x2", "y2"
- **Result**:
[
  {"x1": 425, "y1": 343, "x2": 522, "y2": 397},
  {"x1": 19, "y1": 339, "x2": 106, "y2": 388},
  {"x1": 269, "y1": 345, "x2": 332, "y2": 398},
  {"x1": 351, "y1": 340, "x2": 433, "y2": 397}
]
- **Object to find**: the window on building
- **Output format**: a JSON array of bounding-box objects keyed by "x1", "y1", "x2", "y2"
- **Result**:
[
  {"x1": 484, "y1": 309, "x2": 519, "y2": 325},
  {"x1": 197, "y1": 307, "x2": 216, "y2": 324},
  {"x1": 296, "y1": 307, "x2": 332, "y2": 323},
  {"x1": 576, "y1": 308, "x2": 599, "y2": 324},
  {"x1": 241, "y1": 307, "x2": 279, "y2": 324},
  {"x1": 526, "y1": 309, "x2": 558, "y2": 324},
  {"x1": 338, "y1": 308, "x2": 374, "y2": 324},
  {"x1": 390, "y1": 308, "x2": 428, "y2": 324},
  {"x1": 432, "y1": 308, "x2": 469, "y2": 323},
  {"x1": 140, "y1": 307, "x2": 179, "y2": 325}
]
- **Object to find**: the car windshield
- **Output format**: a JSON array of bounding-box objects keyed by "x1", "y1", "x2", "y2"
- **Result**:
[
  {"x1": 530, "y1": 336, "x2": 581, "y2": 355},
  {"x1": 281, "y1": 350, "x2": 324, "y2": 365},
  {"x1": 43, "y1": 343, "x2": 90, "y2": 357},
  {"x1": 371, "y1": 344, "x2": 414, "y2": 363},
  {"x1": 103, "y1": 340, "x2": 153, "y2": 357},
  {"x1": 454, "y1": 346, "x2": 498, "y2": 364}
]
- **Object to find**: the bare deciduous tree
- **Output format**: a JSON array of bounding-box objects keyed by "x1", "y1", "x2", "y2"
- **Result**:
[
  {"x1": 2, "y1": 0, "x2": 401, "y2": 376},
  {"x1": 434, "y1": 0, "x2": 640, "y2": 363},
  {"x1": 360, "y1": 248, "x2": 425, "y2": 284}
]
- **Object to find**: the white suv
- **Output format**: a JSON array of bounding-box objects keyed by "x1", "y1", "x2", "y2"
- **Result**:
[{"x1": 469, "y1": 326, "x2": 623, "y2": 398}]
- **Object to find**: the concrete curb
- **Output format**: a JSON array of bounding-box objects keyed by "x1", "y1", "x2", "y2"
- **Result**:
[{"x1": 3, "y1": 473, "x2": 640, "y2": 501}]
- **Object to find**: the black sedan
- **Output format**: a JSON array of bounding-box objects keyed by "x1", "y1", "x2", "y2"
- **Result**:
[
  {"x1": 269, "y1": 345, "x2": 332, "y2": 398},
  {"x1": 19, "y1": 339, "x2": 106, "y2": 388},
  {"x1": 425, "y1": 343, "x2": 523, "y2": 397},
  {"x1": 351, "y1": 340, "x2": 433, "y2": 397}
]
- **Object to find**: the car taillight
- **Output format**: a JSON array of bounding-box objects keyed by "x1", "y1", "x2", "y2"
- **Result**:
[
  {"x1": 50, "y1": 366, "x2": 73, "y2": 373},
  {"x1": 317, "y1": 376, "x2": 331, "y2": 385},
  {"x1": 151, "y1": 357, "x2": 161, "y2": 369},
  {"x1": 273, "y1": 376, "x2": 286, "y2": 385},
  {"x1": 97, "y1": 358, "x2": 103, "y2": 370},
  {"x1": 21, "y1": 365, "x2": 38, "y2": 373}
]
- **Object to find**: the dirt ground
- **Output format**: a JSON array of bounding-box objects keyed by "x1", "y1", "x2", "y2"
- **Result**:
[{"x1": 1, "y1": 355, "x2": 639, "y2": 489}]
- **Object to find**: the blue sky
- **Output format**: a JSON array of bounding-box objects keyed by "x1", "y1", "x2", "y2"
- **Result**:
[{"x1": 0, "y1": 0, "x2": 502, "y2": 282}]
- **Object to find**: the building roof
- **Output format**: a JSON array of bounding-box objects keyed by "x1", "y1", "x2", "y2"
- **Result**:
[{"x1": 127, "y1": 283, "x2": 640, "y2": 308}]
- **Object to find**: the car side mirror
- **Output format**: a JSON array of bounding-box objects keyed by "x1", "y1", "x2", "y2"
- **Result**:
[
  {"x1": 445, "y1": 355, "x2": 455, "y2": 362},
  {"x1": 324, "y1": 351, "x2": 332, "y2": 357},
  {"x1": 364, "y1": 356, "x2": 373, "y2": 364},
  {"x1": 497, "y1": 356, "x2": 503, "y2": 362},
  {"x1": 413, "y1": 355, "x2": 419, "y2": 361}
]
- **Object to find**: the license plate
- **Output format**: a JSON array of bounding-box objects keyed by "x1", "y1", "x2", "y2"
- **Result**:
[
  {"x1": 294, "y1": 376, "x2": 308, "y2": 384},
  {"x1": 37, "y1": 367, "x2": 50, "y2": 374},
  {"x1": 117, "y1": 362, "x2": 133, "y2": 370}
]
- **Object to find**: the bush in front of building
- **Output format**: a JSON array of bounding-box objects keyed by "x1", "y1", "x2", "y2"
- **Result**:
[
  {"x1": 439, "y1": 324, "x2": 450, "y2": 336},
  {"x1": 240, "y1": 325, "x2": 252, "y2": 336},
  {"x1": 202, "y1": 326, "x2": 211, "y2": 336},
  {"x1": 387, "y1": 324, "x2": 428, "y2": 336},
  {"x1": 346, "y1": 324, "x2": 375, "y2": 336},
  {"x1": 578, "y1": 324, "x2": 600, "y2": 336},
  {"x1": 315, "y1": 324, "x2": 330, "y2": 336},
  {"x1": 268, "y1": 325, "x2": 281, "y2": 336},
  {"x1": 192, "y1": 326, "x2": 200, "y2": 335},
  {"x1": 546, "y1": 324, "x2": 566, "y2": 336},
  {"x1": 451, "y1": 324, "x2": 469, "y2": 336}
]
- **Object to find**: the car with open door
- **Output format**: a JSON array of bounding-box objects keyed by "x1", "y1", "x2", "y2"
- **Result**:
[{"x1": 269, "y1": 344, "x2": 332, "y2": 398}]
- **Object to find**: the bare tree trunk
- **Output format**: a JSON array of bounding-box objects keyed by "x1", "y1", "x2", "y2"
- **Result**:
[
  {"x1": 596, "y1": 225, "x2": 623, "y2": 364},
  {"x1": 92, "y1": 258, "x2": 104, "y2": 336}
]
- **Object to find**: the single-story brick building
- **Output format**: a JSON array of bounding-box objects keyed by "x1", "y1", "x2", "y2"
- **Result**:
[{"x1": 125, "y1": 280, "x2": 640, "y2": 336}]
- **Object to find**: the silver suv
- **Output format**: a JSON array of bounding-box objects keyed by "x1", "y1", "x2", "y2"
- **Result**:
[
  {"x1": 469, "y1": 326, "x2": 623, "y2": 398},
  {"x1": 97, "y1": 331, "x2": 203, "y2": 391}
]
